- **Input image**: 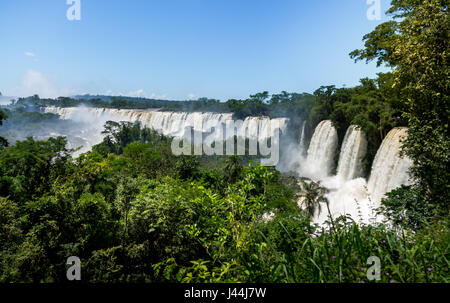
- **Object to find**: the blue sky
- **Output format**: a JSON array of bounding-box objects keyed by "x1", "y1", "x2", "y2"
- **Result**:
[{"x1": 0, "y1": 0, "x2": 391, "y2": 101}]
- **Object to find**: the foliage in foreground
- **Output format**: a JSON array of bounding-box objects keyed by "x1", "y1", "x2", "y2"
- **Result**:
[{"x1": 0, "y1": 123, "x2": 448, "y2": 283}]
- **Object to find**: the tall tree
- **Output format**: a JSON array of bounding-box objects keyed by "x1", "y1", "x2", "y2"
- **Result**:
[
  {"x1": 299, "y1": 180, "x2": 328, "y2": 218},
  {"x1": 0, "y1": 137, "x2": 71, "y2": 202},
  {"x1": 0, "y1": 109, "x2": 8, "y2": 148},
  {"x1": 350, "y1": 0, "x2": 449, "y2": 214}
]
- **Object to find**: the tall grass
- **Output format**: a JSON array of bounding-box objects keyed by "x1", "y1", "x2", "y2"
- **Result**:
[{"x1": 249, "y1": 215, "x2": 449, "y2": 283}]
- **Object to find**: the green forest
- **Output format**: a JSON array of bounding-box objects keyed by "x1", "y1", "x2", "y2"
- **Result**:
[{"x1": 0, "y1": 0, "x2": 448, "y2": 283}]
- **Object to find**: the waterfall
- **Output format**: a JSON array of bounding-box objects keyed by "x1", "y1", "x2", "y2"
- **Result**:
[
  {"x1": 44, "y1": 106, "x2": 288, "y2": 139},
  {"x1": 367, "y1": 127, "x2": 414, "y2": 205},
  {"x1": 312, "y1": 126, "x2": 413, "y2": 225},
  {"x1": 315, "y1": 177, "x2": 369, "y2": 224},
  {"x1": 336, "y1": 125, "x2": 367, "y2": 181},
  {"x1": 299, "y1": 121, "x2": 306, "y2": 156},
  {"x1": 44, "y1": 106, "x2": 288, "y2": 154},
  {"x1": 302, "y1": 120, "x2": 338, "y2": 180}
]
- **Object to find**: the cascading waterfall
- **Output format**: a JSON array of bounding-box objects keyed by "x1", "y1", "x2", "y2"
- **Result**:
[
  {"x1": 44, "y1": 106, "x2": 288, "y2": 153},
  {"x1": 299, "y1": 121, "x2": 306, "y2": 156},
  {"x1": 336, "y1": 125, "x2": 367, "y2": 181},
  {"x1": 315, "y1": 177, "x2": 369, "y2": 224},
  {"x1": 302, "y1": 120, "x2": 338, "y2": 180},
  {"x1": 44, "y1": 106, "x2": 235, "y2": 138},
  {"x1": 303, "y1": 124, "x2": 413, "y2": 225},
  {"x1": 308, "y1": 123, "x2": 368, "y2": 224},
  {"x1": 367, "y1": 127, "x2": 414, "y2": 205}
]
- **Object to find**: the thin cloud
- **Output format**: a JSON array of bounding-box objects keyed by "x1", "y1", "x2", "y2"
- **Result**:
[
  {"x1": 10, "y1": 69, "x2": 74, "y2": 98},
  {"x1": 25, "y1": 52, "x2": 36, "y2": 57},
  {"x1": 105, "y1": 89, "x2": 168, "y2": 100},
  {"x1": 147, "y1": 92, "x2": 168, "y2": 100},
  {"x1": 127, "y1": 89, "x2": 146, "y2": 98}
]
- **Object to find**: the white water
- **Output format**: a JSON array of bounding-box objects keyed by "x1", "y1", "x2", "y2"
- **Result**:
[
  {"x1": 301, "y1": 120, "x2": 338, "y2": 180},
  {"x1": 299, "y1": 124, "x2": 413, "y2": 225},
  {"x1": 44, "y1": 106, "x2": 288, "y2": 154},
  {"x1": 45, "y1": 106, "x2": 234, "y2": 138},
  {"x1": 299, "y1": 121, "x2": 306, "y2": 157},
  {"x1": 336, "y1": 125, "x2": 367, "y2": 182},
  {"x1": 315, "y1": 177, "x2": 370, "y2": 224},
  {"x1": 367, "y1": 127, "x2": 414, "y2": 205}
]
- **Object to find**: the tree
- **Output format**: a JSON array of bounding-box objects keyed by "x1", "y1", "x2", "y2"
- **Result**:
[
  {"x1": 299, "y1": 180, "x2": 328, "y2": 218},
  {"x1": 98, "y1": 121, "x2": 143, "y2": 155},
  {"x1": 270, "y1": 91, "x2": 291, "y2": 105},
  {"x1": 379, "y1": 186, "x2": 433, "y2": 230},
  {"x1": 250, "y1": 91, "x2": 270, "y2": 104},
  {"x1": 175, "y1": 156, "x2": 200, "y2": 180},
  {"x1": 122, "y1": 142, "x2": 163, "y2": 178},
  {"x1": 115, "y1": 177, "x2": 141, "y2": 241},
  {"x1": 223, "y1": 156, "x2": 243, "y2": 184},
  {"x1": 350, "y1": 0, "x2": 449, "y2": 214},
  {"x1": 0, "y1": 137, "x2": 71, "y2": 202},
  {"x1": 0, "y1": 109, "x2": 8, "y2": 148}
]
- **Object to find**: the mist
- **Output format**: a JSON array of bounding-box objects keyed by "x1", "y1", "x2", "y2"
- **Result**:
[
  {"x1": 0, "y1": 95, "x2": 14, "y2": 106},
  {"x1": 0, "y1": 105, "x2": 107, "y2": 157}
]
